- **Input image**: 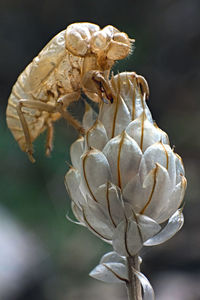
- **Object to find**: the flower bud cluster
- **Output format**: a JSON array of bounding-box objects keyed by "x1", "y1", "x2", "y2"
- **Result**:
[{"x1": 65, "y1": 72, "x2": 186, "y2": 257}]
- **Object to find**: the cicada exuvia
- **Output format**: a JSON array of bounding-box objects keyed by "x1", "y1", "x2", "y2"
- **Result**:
[{"x1": 6, "y1": 22, "x2": 133, "y2": 162}]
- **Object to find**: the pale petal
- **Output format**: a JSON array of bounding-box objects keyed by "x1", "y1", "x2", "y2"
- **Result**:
[
  {"x1": 167, "y1": 150, "x2": 178, "y2": 188},
  {"x1": 70, "y1": 137, "x2": 84, "y2": 171},
  {"x1": 85, "y1": 120, "x2": 108, "y2": 151},
  {"x1": 137, "y1": 155, "x2": 148, "y2": 183},
  {"x1": 81, "y1": 149, "x2": 111, "y2": 202},
  {"x1": 154, "y1": 124, "x2": 170, "y2": 145},
  {"x1": 89, "y1": 262, "x2": 128, "y2": 283},
  {"x1": 110, "y1": 72, "x2": 153, "y2": 122},
  {"x1": 140, "y1": 164, "x2": 172, "y2": 223},
  {"x1": 126, "y1": 113, "x2": 162, "y2": 152},
  {"x1": 103, "y1": 132, "x2": 142, "y2": 188},
  {"x1": 133, "y1": 269, "x2": 155, "y2": 300},
  {"x1": 111, "y1": 72, "x2": 136, "y2": 110},
  {"x1": 144, "y1": 209, "x2": 184, "y2": 246},
  {"x1": 123, "y1": 174, "x2": 149, "y2": 213},
  {"x1": 100, "y1": 251, "x2": 126, "y2": 265},
  {"x1": 143, "y1": 143, "x2": 176, "y2": 184},
  {"x1": 83, "y1": 200, "x2": 114, "y2": 240},
  {"x1": 64, "y1": 168, "x2": 85, "y2": 206},
  {"x1": 136, "y1": 214, "x2": 161, "y2": 241},
  {"x1": 94, "y1": 183, "x2": 125, "y2": 227},
  {"x1": 123, "y1": 202, "x2": 136, "y2": 219},
  {"x1": 71, "y1": 202, "x2": 85, "y2": 224},
  {"x1": 123, "y1": 162, "x2": 178, "y2": 222},
  {"x1": 112, "y1": 219, "x2": 143, "y2": 256},
  {"x1": 126, "y1": 112, "x2": 168, "y2": 151},
  {"x1": 155, "y1": 175, "x2": 187, "y2": 223},
  {"x1": 82, "y1": 102, "x2": 97, "y2": 130},
  {"x1": 175, "y1": 153, "x2": 185, "y2": 184},
  {"x1": 134, "y1": 91, "x2": 153, "y2": 123},
  {"x1": 99, "y1": 95, "x2": 131, "y2": 139}
]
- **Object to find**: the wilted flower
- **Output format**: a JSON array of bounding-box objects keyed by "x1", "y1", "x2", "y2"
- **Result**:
[{"x1": 65, "y1": 72, "x2": 187, "y2": 296}]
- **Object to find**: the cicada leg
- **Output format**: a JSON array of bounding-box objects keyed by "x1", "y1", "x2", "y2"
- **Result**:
[
  {"x1": 57, "y1": 92, "x2": 85, "y2": 135},
  {"x1": 56, "y1": 104, "x2": 85, "y2": 135},
  {"x1": 17, "y1": 99, "x2": 59, "y2": 162},
  {"x1": 16, "y1": 100, "x2": 36, "y2": 163},
  {"x1": 46, "y1": 91, "x2": 82, "y2": 157},
  {"x1": 16, "y1": 97, "x2": 84, "y2": 162},
  {"x1": 45, "y1": 120, "x2": 54, "y2": 156},
  {"x1": 82, "y1": 71, "x2": 114, "y2": 104},
  {"x1": 91, "y1": 72, "x2": 114, "y2": 103}
]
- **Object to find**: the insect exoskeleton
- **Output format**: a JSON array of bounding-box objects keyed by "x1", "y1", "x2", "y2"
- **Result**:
[{"x1": 6, "y1": 22, "x2": 133, "y2": 162}]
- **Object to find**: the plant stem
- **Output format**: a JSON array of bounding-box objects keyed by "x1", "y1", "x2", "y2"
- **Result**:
[{"x1": 126, "y1": 255, "x2": 142, "y2": 300}]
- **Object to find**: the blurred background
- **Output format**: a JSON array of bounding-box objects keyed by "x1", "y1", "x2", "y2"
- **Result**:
[{"x1": 0, "y1": 0, "x2": 200, "y2": 299}]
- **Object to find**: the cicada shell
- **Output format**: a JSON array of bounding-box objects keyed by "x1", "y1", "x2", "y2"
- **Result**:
[{"x1": 6, "y1": 22, "x2": 133, "y2": 162}]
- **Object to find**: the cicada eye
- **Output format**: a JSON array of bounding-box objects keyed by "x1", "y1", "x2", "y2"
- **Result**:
[
  {"x1": 90, "y1": 31, "x2": 110, "y2": 53},
  {"x1": 65, "y1": 24, "x2": 91, "y2": 56},
  {"x1": 113, "y1": 32, "x2": 130, "y2": 45},
  {"x1": 106, "y1": 32, "x2": 132, "y2": 61}
]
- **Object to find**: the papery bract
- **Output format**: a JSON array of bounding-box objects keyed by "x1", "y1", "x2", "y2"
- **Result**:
[
  {"x1": 65, "y1": 72, "x2": 186, "y2": 300},
  {"x1": 65, "y1": 72, "x2": 186, "y2": 256}
]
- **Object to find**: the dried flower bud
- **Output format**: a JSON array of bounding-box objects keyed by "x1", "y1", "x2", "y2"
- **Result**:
[{"x1": 65, "y1": 72, "x2": 187, "y2": 257}]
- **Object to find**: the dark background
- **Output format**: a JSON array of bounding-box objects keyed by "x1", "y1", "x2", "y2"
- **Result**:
[{"x1": 1, "y1": 0, "x2": 200, "y2": 299}]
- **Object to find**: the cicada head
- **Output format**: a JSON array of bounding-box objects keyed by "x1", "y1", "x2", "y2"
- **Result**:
[{"x1": 90, "y1": 25, "x2": 133, "y2": 66}]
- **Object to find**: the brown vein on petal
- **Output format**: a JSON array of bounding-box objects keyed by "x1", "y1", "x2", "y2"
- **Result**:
[
  {"x1": 125, "y1": 72, "x2": 131, "y2": 89},
  {"x1": 106, "y1": 182, "x2": 117, "y2": 227},
  {"x1": 179, "y1": 175, "x2": 187, "y2": 209},
  {"x1": 131, "y1": 80, "x2": 136, "y2": 120},
  {"x1": 64, "y1": 169, "x2": 82, "y2": 209},
  {"x1": 140, "y1": 164, "x2": 158, "y2": 214},
  {"x1": 86, "y1": 119, "x2": 97, "y2": 148},
  {"x1": 117, "y1": 71, "x2": 122, "y2": 91},
  {"x1": 127, "y1": 73, "x2": 136, "y2": 120},
  {"x1": 155, "y1": 123, "x2": 170, "y2": 144},
  {"x1": 111, "y1": 77, "x2": 120, "y2": 138},
  {"x1": 136, "y1": 75, "x2": 150, "y2": 100},
  {"x1": 181, "y1": 175, "x2": 187, "y2": 190},
  {"x1": 160, "y1": 143, "x2": 169, "y2": 170},
  {"x1": 85, "y1": 131, "x2": 89, "y2": 149},
  {"x1": 64, "y1": 172, "x2": 73, "y2": 199},
  {"x1": 140, "y1": 112, "x2": 145, "y2": 151},
  {"x1": 136, "y1": 76, "x2": 145, "y2": 112},
  {"x1": 82, "y1": 152, "x2": 98, "y2": 202},
  {"x1": 175, "y1": 153, "x2": 184, "y2": 166},
  {"x1": 124, "y1": 218, "x2": 132, "y2": 257},
  {"x1": 131, "y1": 209, "x2": 144, "y2": 244},
  {"x1": 117, "y1": 132, "x2": 125, "y2": 189},
  {"x1": 82, "y1": 207, "x2": 110, "y2": 241},
  {"x1": 102, "y1": 263, "x2": 128, "y2": 283}
]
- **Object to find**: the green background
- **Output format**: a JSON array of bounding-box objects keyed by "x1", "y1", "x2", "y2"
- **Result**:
[{"x1": 1, "y1": 0, "x2": 200, "y2": 299}]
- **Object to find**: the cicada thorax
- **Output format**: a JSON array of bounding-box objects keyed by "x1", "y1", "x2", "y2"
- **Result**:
[{"x1": 52, "y1": 51, "x2": 83, "y2": 95}]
